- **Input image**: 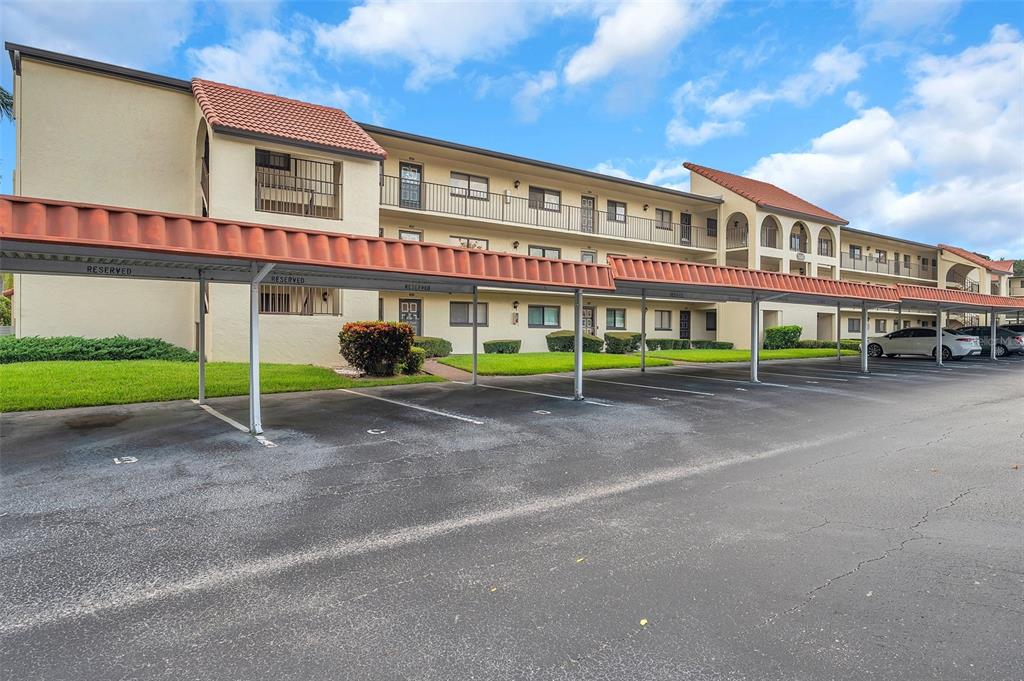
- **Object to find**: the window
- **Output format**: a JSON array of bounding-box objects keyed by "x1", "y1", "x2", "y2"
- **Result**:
[
  {"x1": 818, "y1": 237, "x2": 834, "y2": 257},
  {"x1": 528, "y1": 245, "x2": 561, "y2": 259},
  {"x1": 707, "y1": 217, "x2": 718, "y2": 237},
  {"x1": 680, "y1": 212, "x2": 693, "y2": 244},
  {"x1": 848, "y1": 317, "x2": 861, "y2": 332},
  {"x1": 706, "y1": 310, "x2": 718, "y2": 331},
  {"x1": 398, "y1": 229, "x2": 422, "y2": 241},
  {"x1": 875, "y1": 318, "x2": 887, "y2": 333},
  {"x1": 876, "y1": 249, "x2": 887, "y2": 263},
  {"x1": 528, "y1": 305, "x2": 560, "y2": 328},
  {"x1": 654, "y1": 310, "x2": 672, "y2": 330},
  {"x1": 580, "y1": 250, "x2": 597, "y2": 263},
  {"x1": 451, "y1": 236, "x2": 489, "y2": 250},
  {"x1": 450, "y1": 172, "x2": 489, "y2": 200},
  {"x1": 606, "y1": 308, "x2": 626, "y2": 330},
  {"x1": 607, "y1": 200, "x2": 626, "y2": 223},
  {"x1": 259, "y1": 285, "x2": 340, "y2": 315},
  {"x1": 529, "y1": 186, "x2": 561, "y2": 211},
  {"x1": 655, "y1": 208, "x2": 672, "y2": 230},
  {"x1": 849, "y1": 244, "x2": 862, "y2": 260},
  {"x1": 255, "y1": 149, "x2": 341, "y2": 219},
  {"x1": 449, "y1": 301, "x2": 488, "y2": 327}
]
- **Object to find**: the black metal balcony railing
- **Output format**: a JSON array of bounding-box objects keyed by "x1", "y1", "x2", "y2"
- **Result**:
[
  {"x1": 840, "y1": 253, "x2": 937, "y2": 280},
  {"x1": 948, "y1": 278, "x2": 981, "y2": 293},
  {"x1": 761, "y1": 230, "x2": 779, "y2": 249},
  {"x1": 380, "y1": 175, "x2": 717, "y2": 249}
]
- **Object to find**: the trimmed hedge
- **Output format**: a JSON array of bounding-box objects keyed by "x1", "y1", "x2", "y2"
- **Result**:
[
  {"x1": 604, "y1": 331, "x2": 641, "y2": 354},
  {"x1": 690, "y1": 340, "x2": 735, "y2": 350},
  {"x1": 645, "y1": 338, "x2": 690, "y2": 350},
  {"x1": 796, "y1": 339, "x2": 860, "y2": 350},
  {"x1": 413, "y1": 336, "x2": 452, "y2": 358},
  {"x1": 763, "y1": 325, "x2": 802, "y2": 350},
  {"x1": 483, "y1": 339, "x2": 521, "y2": 354},
  {"x1": 545, "y1": 330, "x2": 603, "y2": 353},
  {"x1": 401, "y1": 347, "x2": 426, "y2": 374},
  {"x1": 339, "y1": 321, "x2": 414, "y2": 376},
  {"x1": 0, "y1": 335, "x2": 197, "y2": 364}
]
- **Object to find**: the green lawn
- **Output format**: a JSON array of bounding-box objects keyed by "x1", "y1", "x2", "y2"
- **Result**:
[
  {"x1": 438, "y1": 352, "x2": 673, "y2": 376},
  {"x1": 648, "y1": 348, "x2": 859, "y2": 362},
  {"x1": 0, "y1": 360, "x2": 442, "y2": 412}
]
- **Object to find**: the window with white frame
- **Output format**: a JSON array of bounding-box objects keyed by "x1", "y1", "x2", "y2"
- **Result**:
[
  {"x1": 451, "y1": 235, "x2": 489, "y2": 250},
  {"x1": 875, "y1": 318, "x2": 887, "y2": 333},
  {"x1": 607, "y1": 200, "x2": 626, "y2": 223},
  {"x1": 849, "y1": 244, "x2": 862, "y2": 260},
  {"x1": 848, "y1": 317, "x2": 861, "y2": 332},
  {"x1": 528, "y1": 245, "x2": 561, "y2": 259},
  {"x1": 655, "y1": 208, "x2": 672, "y2": 230},
  {"x1": 450, "y1": 172, "x2": 489, "y2": 200},
  {"x1": 528, "y1": 186, "x2": 561, "y2": 211},
  {"x1": 528, "y1": 305, "x2": 560, "y2": 328},
  {"x1": 398, "y1": 229, "x2": 422, "y2": 241},
  {"x1": 449, "y1": 301, "x2": 488, "y2": 327},
  {"x1": 606, "y1": 307, "x2": 626, "y2": 329},
  {"x1": 654, "y1": 310, "x2": 672, "y2": 330},
  {"x1": 580, "y1": 249, "x2": 597, "y2": 263},
  {"x1": 259, "y1": 285, "x2": 340, "y2": 315}
]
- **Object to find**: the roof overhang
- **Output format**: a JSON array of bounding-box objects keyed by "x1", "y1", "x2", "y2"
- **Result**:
[
  {"x1": 894, "y1": 284, "x2": 1024, "y2": 313},
  {"x1": 0, "y1": 196, "x2": 614, "y2": 294},
  {"x1": 609, "y1": 256, "x2": 900, "y2": 308}
]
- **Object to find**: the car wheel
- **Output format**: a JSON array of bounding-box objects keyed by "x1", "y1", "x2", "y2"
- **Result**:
[
  {"x1": 867, "y1": 343, "x2": 883, "y2": 358},
  {"x1": 934, "y1": 346, "x2": 953, "y2": 361},
  {"x1": 995, "y1": 344, "x2": 1007, "y2": 358}
]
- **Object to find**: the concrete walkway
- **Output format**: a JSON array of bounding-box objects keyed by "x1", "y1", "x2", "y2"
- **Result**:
[{"x1": 423, "y1": 358, "x2": 471, "y2": 381}]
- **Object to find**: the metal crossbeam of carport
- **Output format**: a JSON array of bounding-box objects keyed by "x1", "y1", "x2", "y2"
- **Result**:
[
  {"x1": 607, "y1": 257, "x2": 903, "y2": 382},
  {"x1": 0, "y1": 195, "x2": 615, "y2": 434},
  {"x1": 894, "y1": 284, "x2": 1024, "y2": 366}
]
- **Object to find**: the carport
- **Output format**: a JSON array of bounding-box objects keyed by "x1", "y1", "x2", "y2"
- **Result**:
[
  {"x1": 893, "y1": 284, "x2": 1024, "y2": 365},
  {"x1": 0, "y1": 195, "x2": 614, "y2": 433},
  {"x1": 607, "y1": 257, "x2": 902, "y2": 382}
]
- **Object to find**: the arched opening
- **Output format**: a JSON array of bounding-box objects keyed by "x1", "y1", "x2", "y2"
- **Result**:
[
  {"x1": 760, "y1": 216, "x2": 780, "y2": 249},
  {"x1": 725, "y1": 212, "x2": 749, "y2": 248},
  {"x1": 817, "y1": 226, "x2": 835, "y2": 257},
  {"x1": 789, "y1": 222, "x2": 810, "y2": 253},
  {"x1": 945, "y1": 263, "x2": 979, "y2": 293},
  {"x1": 194, "y1": 122, "x2": 211, "y2": 217}
]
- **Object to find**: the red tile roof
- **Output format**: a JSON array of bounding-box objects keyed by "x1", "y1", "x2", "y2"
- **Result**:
[
  {"x1": 192, "y1": 79, "x2": 387, "y2": 159},
  {"x1": 609, "y1": 256, "x2": 899, "y2": 303},
  {"x1": 938, "y1": 244, "x2": 1012, "y2": 273},
  {"x1": 0, "y1": 196, "x2": 613, "y2": 291},
  {"x1": 896, "y1": 284, "x2": 1024, "y2": 310},
  {"x1": 685, "y1": 163, "x2": 847, "y2": 225}
]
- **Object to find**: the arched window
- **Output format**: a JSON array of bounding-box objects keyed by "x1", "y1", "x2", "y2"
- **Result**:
[
  {"x1": 725, "y1": 212, "x2": 749, "y2": 248},
  {"x1": 760, "y1": 216, "x2": 780, "y2": 249},
  {"x1": 817, "y1": 227, "x2": 835, "y2": 257},
  {"x1": 789, "y1": 222, "x2": 809, "y2": 253}
]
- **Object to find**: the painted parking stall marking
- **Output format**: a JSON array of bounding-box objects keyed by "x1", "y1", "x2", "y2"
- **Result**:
[{"x1": 338, "y1": 388, "x2": 485, "y2": 424}]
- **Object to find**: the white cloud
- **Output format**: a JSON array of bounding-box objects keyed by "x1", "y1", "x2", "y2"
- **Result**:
[
  {"x1": 744, "y1": 26, "x2": 1024, "y2": 258},
  {"x1": 592, "y1": 158, "x2": 691, "y2": 192},
  {"x1": 314, "y1": 0, "x2": 546, "y2": 90},
  {"x1": 668, "y1": 45, "x2": 866, "y2": 146},
  {"x1": 1, "y1": 0, "x2": 195, "y2": 68},
  {"x1": 513, "y1": 71, "x2": 558, "y2": 122},
  {"x1": 855, "y1": 0, "x2": 962, "y2": 35},
  {"x1": 189, "y1": 29, "x2": 383, "y2": 122},
  {"x1": 563, "y1": 0, "x2": 722, "y2": 86},
  {"x1": 844, "y1": 90, "x2": 867, "y2": 110}
]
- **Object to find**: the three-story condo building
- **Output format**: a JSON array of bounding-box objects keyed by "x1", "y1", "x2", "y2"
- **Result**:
[{"x1": 4, "y1": 44, "x2": 1014, "y2": 363}]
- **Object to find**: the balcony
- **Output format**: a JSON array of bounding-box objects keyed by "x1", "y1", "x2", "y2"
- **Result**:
[
  {"x1": 726, "y1": 226, "x2": 748, "y2": 249},
  {"x1": 380, "y1": 175, "x2": 717, "y2": 249},
  {"x1": 840, "y1": 253, "x2": 937, "y2": 280}
]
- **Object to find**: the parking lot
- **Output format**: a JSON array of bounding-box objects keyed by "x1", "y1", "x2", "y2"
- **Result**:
[{"x1": 2, "y1": 355, "x2": 1023, "y2": 680}]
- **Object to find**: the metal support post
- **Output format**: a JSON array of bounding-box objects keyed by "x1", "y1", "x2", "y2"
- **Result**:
[
  {"x1": 249, "y1": 262, "x2": 275, "y2": 434},
  {"x1": 989, "y1": 307, "x2": 997, "y2": 361},
  {"x1": 935, "y1": 304, "x2": 943, "y2": 366},
  {"x1": 860, "y1": 302, "x2": 869, "y2": 374},
  {"x1": 471, "y1": 286, "x2": 479, "y2": 384},
  {"x1": 836, "y1": 301, "x2": 842, "y2": 361},
  {"x1": 897, "y1": 303, "x2": 903, "y2": 330},
  {"x1": 640, "y1": 288, "x2": 647, "y2": 372},
  {"x1": 573, "y1": 288, "x2": 584, "y2": 400},
  {"x1": 750, "y1": 294, "x2": 760, "y2": 383},
  {"x1": 198, "y1": 275, "x2": 207, "y2": 405}
]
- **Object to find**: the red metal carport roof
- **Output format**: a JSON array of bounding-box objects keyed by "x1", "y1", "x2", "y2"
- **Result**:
[
  {"x1": 895, "y1": 283, "x2": 1024, "y2": 310},
  {"x1": 0, "y1": 196, "x2": 615, "y2": 291},
  {"x1": 609, "y1": 256, "x2": 900, "y2": 303}
]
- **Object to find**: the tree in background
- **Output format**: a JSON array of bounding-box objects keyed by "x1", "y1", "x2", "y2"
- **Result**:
[
  {"x1": 1014, "y1": 260, "x2": 1024, "y2": 277},
  {"x1": 0, "y1": 86, "x2": 11, "y2": 120}
]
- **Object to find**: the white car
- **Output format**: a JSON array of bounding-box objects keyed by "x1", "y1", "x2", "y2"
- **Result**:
[{"x1": 866, "y1": 327, "x2": 982, "y2": 361}]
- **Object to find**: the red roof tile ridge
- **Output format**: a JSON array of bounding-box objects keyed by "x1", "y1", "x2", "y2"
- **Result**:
[
  {"x1": 194, "y1": 78, "x2": 354, "y2": 118},
  {"x1": 938, "y1": 244, "x2": 1012, "y2": 272}
]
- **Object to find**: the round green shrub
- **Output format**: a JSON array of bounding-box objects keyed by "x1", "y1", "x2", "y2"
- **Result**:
[
  {"x1": 545, "y1": 330, "x2": 603, "y2": 353},
  {"x1": 483, "y1": 339, "x2": 521, "y2": 354},
  {"x1": 339, "y1": 321, "x2": 414, "y2": 376},
  {"x1": 604, "y1": 331, "x2": 641, "y2": 354},
  {"x1": 763, "y1": 325, "x2": 802, "y2": 349},
  {"x1": 413, "y1": 336, "x2": 453, "y2": 358},
  {"x1": 401, "y1": 347, "x2": 426, "y2": 374}
]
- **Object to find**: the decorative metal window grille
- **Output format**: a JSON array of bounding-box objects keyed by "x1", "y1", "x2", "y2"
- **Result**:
[
  {"x1": 259, "y1": 285, "x2": 340, "y2": 315},
  {"x1": 256, "y1": 150, "x2": 341, "y2": 219}
]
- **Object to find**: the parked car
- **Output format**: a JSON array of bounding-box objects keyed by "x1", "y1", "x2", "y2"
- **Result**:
[
  {"x1": 1002, "y1": 323, "x2": 1024, "y2": 334},
  {"x1": 866, "y1": 327, "x2": 982, "y2": 361},
  {"x1": 954, "y1": 325, "x2": 1024, "y2": 357}
]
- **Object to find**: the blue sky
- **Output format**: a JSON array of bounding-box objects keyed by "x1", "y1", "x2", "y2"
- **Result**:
[{"x1": 2, "y1": 0, "x2": 1022, "y2": 257}]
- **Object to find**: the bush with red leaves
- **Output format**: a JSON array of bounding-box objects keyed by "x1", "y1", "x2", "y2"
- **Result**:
[{"x1": 338, "y1": 321, "x2": 415, "y2": 376}]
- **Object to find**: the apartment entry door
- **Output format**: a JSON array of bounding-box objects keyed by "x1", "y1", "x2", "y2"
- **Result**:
[
  {"x1": 399, "y1": 162, "x2": 422, "y2": 209},
  {"x1": 399, "y1": 298, "x2": 422, "y2": 336},
  {"x1": 582, "y1": 306, "x2": 596, "y2": 335},
  {"x1": 679, "y1": 311, "x2": 691, "y2": 340},
  {"x1": 581, "y1": 196, "x2": 596, "y2": 233}
]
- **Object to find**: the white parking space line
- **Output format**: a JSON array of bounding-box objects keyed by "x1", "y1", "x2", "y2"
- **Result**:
[
  {"x1": 192, "y1": 401, "x2": 249, "y2": 433},
  {"x1": 543, "y1": 374, "x2": 714, "y2": 397},
  {"x1": 648, "y1": 370, "x2": 791, "y2": 389},
  {"x1": 456, "y1": 382, "x2": 615, "y2": 407},
  {"x1": 338, "y1": 389, "x2": 485, "y2": 424}
]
